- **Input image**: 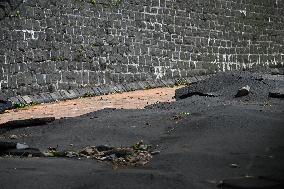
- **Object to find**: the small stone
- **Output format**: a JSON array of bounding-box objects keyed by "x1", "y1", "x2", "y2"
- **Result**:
[
  {"x1": 229, "y1": 163, "x2": 239, "y2": 168},
  {"x1": 235, "y1": 85, "x2": 250, "y2": 97},
  {"x1": 9, "y1": 135, "x2": 18, "y2": 140},
  {"x1": 269, "y1": 87, "x2": 284, "y2": 99},
  {"x1": 271, "y1": 68, "x2": 280, "y2": 75},
  {"x1": 16, "y1": 143, "x2": 29, "y2": 150},
  {"x1": 150, "y1": 151, "x2": 160, "y2": 155}
]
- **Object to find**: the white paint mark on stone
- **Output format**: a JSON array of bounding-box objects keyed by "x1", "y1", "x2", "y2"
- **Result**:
[
  {"x1": 239, "y1": 10, "x2": 246, "y2": 16},
  {"x1": 228, "y1": 54, "x2": 231, "y2": 62},
  {"x1": 154, "y1": 66, "x2": 165, "y2": 79},
  {"x1": 16, "y1": 30, "x2": 37, "y2": 40},
  {"x1": 227, "y1": 63, "x2": 231, "y2": 71},
  {"x1": 223, "y1": 54, "x2": 227, "y2": 62}
]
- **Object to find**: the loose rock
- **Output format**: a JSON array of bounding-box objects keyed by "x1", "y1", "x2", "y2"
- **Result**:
[
  {"x1": 269, "y1": 87, "x2": 284, "y2": 99},
  {"x1": 235, "y1": 85, "x2": 250, "y2": 98},
  {"x1": 9, "y1": 135, "x2": 18, "y2": 140}
]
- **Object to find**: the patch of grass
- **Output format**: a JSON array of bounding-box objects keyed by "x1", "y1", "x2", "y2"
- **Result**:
[
  {"x1": 10, "y1": 10, "x2": 20, "y2": 18},
  {"x1": 13, "y1": 102, "x2": 40, "y2": 109},
  {"x1": 175, "y1": 78, "x2": 188, "y2": 86},
  {"x1": 262, "y1": 101, "x2": 272, "y2": 107},
  {"x1": 144, "y1": 85, "x2": 154, "y2": 90},
  {"x1": 82, "y1": 92, "x2": 95, "y2": 98},
  {"x1": 15, "y1": 11, "x2": 20, "y2": 17},
  {"x1": 90, "y1": 0, "x2": 96, "y2": 5},
  {"x1": 180, "y1": 112, "x2": 190, "y2": 116},
  {"x1": 171, "y1": 112, "x2": 191, "y2": 121}
]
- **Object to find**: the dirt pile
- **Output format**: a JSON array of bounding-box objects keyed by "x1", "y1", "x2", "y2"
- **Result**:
[{"x1": 175, "y1": 71, "x2": 284, "y2": 102}]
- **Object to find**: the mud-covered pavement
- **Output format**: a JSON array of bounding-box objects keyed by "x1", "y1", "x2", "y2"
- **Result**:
[{"x1": 0, "y1": 71, "x2": 284, "y2": 189}]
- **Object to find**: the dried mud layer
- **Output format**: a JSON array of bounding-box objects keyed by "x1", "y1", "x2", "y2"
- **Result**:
[
  {"x1": 0, "y1": 87, "x2": 179, "y2": 124},
  {"x1": 1, "y1": 71, "x2": 284, "y2": 189}
]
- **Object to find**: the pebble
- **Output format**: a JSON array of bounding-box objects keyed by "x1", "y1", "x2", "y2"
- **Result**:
[
  {"x1": 235, "y1": 85, "x2": 250, "y2": 97},
  {"x1": 9, "y1": 135, "x2": 18, "y2": 140}
]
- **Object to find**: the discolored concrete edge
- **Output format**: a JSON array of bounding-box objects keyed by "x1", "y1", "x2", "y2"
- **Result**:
[{"x1": 7, "y1": 76, "x2": 212, "y2": 107}]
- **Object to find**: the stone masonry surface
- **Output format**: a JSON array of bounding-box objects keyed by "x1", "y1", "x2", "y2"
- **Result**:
[{"x1": 0, "y1": 0, "x2": 283, "y2": 97}]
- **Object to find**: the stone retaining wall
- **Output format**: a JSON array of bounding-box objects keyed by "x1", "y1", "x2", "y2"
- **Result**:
[{"x1": 0, "y1": 0, "x2": 283, "y2": 97}]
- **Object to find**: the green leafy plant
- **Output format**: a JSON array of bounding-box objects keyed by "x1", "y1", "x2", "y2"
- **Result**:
[
  {"x1": 90, "y1": 0, "x2": 96, "y2": 5},
  {"x1": 82, "y1": 92, "x2": 95, "y2": 98},
  {"x1": 175, "y1": 78, "x2": 188, "y2": 86},
  {"x1": 144, "y1": 85, "x2": 154, "y2": 90},
  {"x1": 180, "y1": 112, "x2": 190, "y2": 116},
  {"x1": 10, "y1": 10, "x2": 20, "y2": 18},
  {"x1": 15, "y1": 11, "x2": 20, "y2": 17},
  {"x1": 13, "y1": 102, "x2": 40, "y2": 109}
]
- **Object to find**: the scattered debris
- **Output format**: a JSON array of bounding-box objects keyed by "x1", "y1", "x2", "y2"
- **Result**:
[
  {"x1": 229, "y1": 163, "x2": 239, "y2": 168},
  {"x1": 78, "y1": 141, "x2": 154, "y2": 167},
  {"x1": 43, "y1": 150, "x2": 74, "y2": 158},
  {"x1": 21, "y1": 141, "x2": 159, "y2": 168},
  {"x1": 9, "y1": 135, "x2": 18, "y2": 140},
  {"x1": 262, "y1": 101, "x2": 272, "y2": 107},
  {"x1": 235, "y1": 85, "x2": 250, "y2": 98},
  {"x1": 166, "y1": 126, "x2": 176, "y2": 134},
  {"x1": 171, "y1": 112, "x2": 190, "y2": 121},
  {"x1": 48, "y1": 145, "x2": 58, "y2": 151},
  {"x1": 269, "y1": 87, "x2": 284, "y2": 99}
]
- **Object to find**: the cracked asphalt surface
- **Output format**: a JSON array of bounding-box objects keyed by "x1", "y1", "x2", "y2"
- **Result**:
[{"x1": 0, "y1": 71, "x2": 284, "y2": 189}]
